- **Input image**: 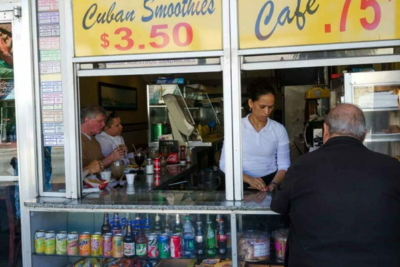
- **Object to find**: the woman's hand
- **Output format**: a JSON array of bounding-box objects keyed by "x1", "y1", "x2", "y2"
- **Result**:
[
  {"x1": 267, "y1": 182, "x2": 278, "y2": 192},
  {"x1": 244, "y1": 175, "x2": 268, "y2": 191}
]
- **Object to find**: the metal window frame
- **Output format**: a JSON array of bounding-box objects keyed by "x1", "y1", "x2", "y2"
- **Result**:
[
  {"x1": 230, "y1": 0, "x2": 400, "y2": 201},
  {"x1": 16, "y1": 1, "x2": 38, "y2": 266},
  {"x1": 64, "y1": 0, "x2": 235, "y2": 201},
  {"x1": 230, "y1": 0, "x2": 243, "y2": 201},
  {"x1": 238, "y1": 40, "x2": 400, "y2": 56},
  {"x1": 30, "y1": 0, "x2": 68, "y2": 197}
]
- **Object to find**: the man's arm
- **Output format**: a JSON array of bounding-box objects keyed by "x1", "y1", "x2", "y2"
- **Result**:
[{"x1": 271, "y1": 166, "x2": 295, "y2": 215}]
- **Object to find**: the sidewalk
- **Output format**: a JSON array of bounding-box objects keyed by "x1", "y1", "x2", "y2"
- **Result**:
[{"x1": 0, "y1": 142, "x2": 17, "y2": 153}]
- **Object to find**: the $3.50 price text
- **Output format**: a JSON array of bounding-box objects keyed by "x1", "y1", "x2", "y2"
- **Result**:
[{"x1": 100, "y1": 23, "x2": 194, "y2": 51}]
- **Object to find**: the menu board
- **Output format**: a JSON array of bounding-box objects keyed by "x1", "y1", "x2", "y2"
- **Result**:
[
  {"x1": 37, "y1": 0, "x2": 64, "y2": 147},
  {"x1": 72, "y1": 0, "x2": 223, "y2": 57}
]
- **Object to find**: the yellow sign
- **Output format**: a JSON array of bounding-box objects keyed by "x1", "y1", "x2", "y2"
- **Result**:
[
  {"x1": 73, "y1": 0, "x2": 222, "y2": 57},
  {"x1": 239, "y1": 0, "x2": 400, "y2": 49}
]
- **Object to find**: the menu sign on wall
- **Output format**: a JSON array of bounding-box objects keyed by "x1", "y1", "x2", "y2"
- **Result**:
[
  {"x1": 72, "y1": 0, "x2": 223, "y2": 57},
  {"x1": 238, "y1": 0, "x2": 400, "y2": 49},
  {"x1": 37, "y1": 0, "x2": 64, "y2": 147}
]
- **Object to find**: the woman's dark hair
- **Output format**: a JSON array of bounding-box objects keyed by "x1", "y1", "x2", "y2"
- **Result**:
[
  {"x1": 105, "y1": 111, "x2": 119, "y2": 128},
  {"x1": 247, "y1": 78, "x2": 276, "y2": 102}
]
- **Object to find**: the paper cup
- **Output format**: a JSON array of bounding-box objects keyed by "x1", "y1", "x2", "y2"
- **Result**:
[
  {"x1": 126, "y1": 184, "x2": 135, "y2": 195},
  {"x1": 100, "y1": 170, "x2": 111, "y2": 181},
  {"x1": 126, "y1": 173, "x2": 135, "y2": 185}
]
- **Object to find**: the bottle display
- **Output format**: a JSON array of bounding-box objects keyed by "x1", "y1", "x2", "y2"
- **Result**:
[
  {"x1": 111, "y1": 213, "x2": 122, "y2": 236},
  {"x1": 164, "y1": 215, "x2": 172, "y2": 237},
  {"x1": 195, "y1": 221, "x2": 205, "y2": 258},
  {"x1": 123, "y1": 220, "x2": 135, "y2": 258},
  {"x1": 33, "y1": 213, "x2": 242, "y2": 266},
  {"x1": 182, "y1": 215, "x2": 195, "y2": 258},
  {"x1": 206, "y1": 221, "x2": 216, "y2": 257},
  {"x1": 101, "y1": 213, "x2": 112, "y2": 235},
  {"x1": 153, "y1": 214, "x2": 162, "y2": 234},
  {"x1": 135, "y1": 228, "x2": 148, "y2": 260},
  {"x1": 144, "y1": 214, "x2": 152, "y2": 237},
  {"x1": 217, "y1": 220, "x2": 227, "y2": 260},
  {"x1": 173, "y1": 214, "x2": 182, "y2": 234}
]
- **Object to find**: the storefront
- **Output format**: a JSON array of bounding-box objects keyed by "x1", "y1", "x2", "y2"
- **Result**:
[{"x1": 2, "y1": 0, "x2": 398, "y2": 266}]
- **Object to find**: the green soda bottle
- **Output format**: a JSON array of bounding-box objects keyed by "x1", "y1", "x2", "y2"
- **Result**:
[{"x1": 206, "y1": 221, "x2": 216, "y2": 257}]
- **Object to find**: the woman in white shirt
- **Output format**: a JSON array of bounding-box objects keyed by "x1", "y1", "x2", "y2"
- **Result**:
[
  {"x1": 95, "y1": 111, "x2": 131, "y2": 166},
  {"x1": 220, "y1": 80, "x2": 290, "y2": 191}
]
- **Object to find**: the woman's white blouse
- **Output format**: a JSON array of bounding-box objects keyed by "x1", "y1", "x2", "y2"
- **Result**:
[{"x1": 220, "y1": 115, "x2": 290, "y2": 178}]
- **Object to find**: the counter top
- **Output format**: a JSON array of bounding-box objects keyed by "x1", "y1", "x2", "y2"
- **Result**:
[
  {"x1": 25, "y1": 190, "x2": 274, "y2": 212},
  {"x1": 25, "y1": 164, "x2": 275, "y2": 212}
]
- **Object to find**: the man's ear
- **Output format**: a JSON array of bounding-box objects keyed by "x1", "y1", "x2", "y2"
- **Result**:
[
  {"x1": 361, "y1": 130, "x2": 368, "y2": 142},
  {"x1": 323, "y1": 123, "x2": 330, "y2": 144}
]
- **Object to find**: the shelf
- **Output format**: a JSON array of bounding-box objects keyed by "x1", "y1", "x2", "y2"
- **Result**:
[
  {"x1": 364, "y1": 133, "x2": 400, "y2": 143},
  {"x1": 149, "y1": 105, "x2": 167, "y2": 108},
  {"x1": 362, "y1": 107, "x2": 400, "y2": 112}
]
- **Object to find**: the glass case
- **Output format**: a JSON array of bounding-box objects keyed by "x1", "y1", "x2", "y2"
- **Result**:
[
  {"x1": 344, "y1": 71, "x2": 400, "y2": 160},
  {"x1": 30, "y1": 211, "x2": 234, "y2": 267}
]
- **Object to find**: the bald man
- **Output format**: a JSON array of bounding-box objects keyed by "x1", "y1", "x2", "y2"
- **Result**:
[{"x1": 271, "y1": 104, "x2": 400, "y2": 267}]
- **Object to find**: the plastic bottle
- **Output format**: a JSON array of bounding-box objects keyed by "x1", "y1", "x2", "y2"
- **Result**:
[
  {"x1": 144, "y1": 214, "x2": 152, "y2": 237},
  {"x1": 111, "y1": 213, "x2": 122, "y2": 235},
  {"x1": 217, "y1": 220, "x2": 227, "y2": 260},
  {"x1": 133, "y1": 215, "x2": 141, "y2": 239},
  {"x1": 182, "y1": 215, "x2": 195, "y2": 258},
  {"x1": 195, "y1": 221, "x2": 205, "y2": 259}
]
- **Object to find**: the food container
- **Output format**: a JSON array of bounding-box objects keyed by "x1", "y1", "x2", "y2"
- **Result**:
[
  {"x1": 83, "y1": 177, "x2": 109, "y2": 190},
  {"x1": 272, "y1": 229, "x2": 289, "y2": 262},
  {"x1": 238, "y1": 230, "x2": 270, "y2": 262}
]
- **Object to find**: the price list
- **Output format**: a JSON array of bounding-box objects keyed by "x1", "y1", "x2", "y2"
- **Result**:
[
  {"x1": 37, "y1": 0, "x2": 64, "y2": 147},
  {"x1": 238, "y1": 0, "x2": 400, "y2": 49}
]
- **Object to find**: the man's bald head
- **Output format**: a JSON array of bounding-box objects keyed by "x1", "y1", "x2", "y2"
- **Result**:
[{"x1": 324, "y1": 104, "x2": 367, "y2": 141}]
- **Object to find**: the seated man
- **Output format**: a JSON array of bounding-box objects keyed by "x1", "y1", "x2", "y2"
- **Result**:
[
  {"x1": 95, "y1": 111, "x2": 131, "y2": 166},
  {"x1": 81, "y1": 105, "x2": 125, "y2": 176}
]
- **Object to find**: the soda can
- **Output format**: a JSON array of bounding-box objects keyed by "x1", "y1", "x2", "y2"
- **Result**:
[
  {"x1": 44, "y1": 231, "x2": 56, "y2": 255},
  {"x1": 155, "y1": 123, "x2": 163, "y2": 141},
  {"x1": 79, "y1": 232, "x2": 91, "y2": 256},
  {"x1": 154, "y1": 158, "x2": 161, "y2": 172},
  {"x1": 102, "y1": 233, "x2": 113, "y2": 257},
  {"x1": 56, "y1": 231, "x2": 67, "y2": 255},
  {"x1": 91, "y1": 232, "x2": 102, "y2": 256},
  {"x1": 170, "y1": 234, "x2": 182, "y2": 258},
  {"x1": 67, "y1": 232, "x2": 79, "y2": 255},
  {"x1": 112, "y1": 233, "x2": 124, "y2": 258},
  {"x1": 148, "y1": 233, "x2": 159, "y2": 258},
  {"x1": 158, "y1": 233, "x2": 170, "y2": 259},
  {"x1": 34, "y1": 230, "x2": 45, "y2": 254}
]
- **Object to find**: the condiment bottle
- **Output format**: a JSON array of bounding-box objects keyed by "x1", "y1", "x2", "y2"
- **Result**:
[{"x1": 146, "y1": 158, "x2": 154, "y2": 174}]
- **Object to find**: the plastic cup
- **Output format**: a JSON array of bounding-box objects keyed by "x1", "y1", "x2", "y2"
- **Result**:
[
  {"x1": 100, "y1": 170, "x2": 111, "y2": 181},
  {"x1": 126, "y1": 173, "x2": 135, "y2": 185}
]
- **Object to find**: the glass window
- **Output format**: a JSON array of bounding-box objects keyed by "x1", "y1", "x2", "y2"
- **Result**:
[{"x1": 0, "y1": 23, "x2": 17, "y2": 177}]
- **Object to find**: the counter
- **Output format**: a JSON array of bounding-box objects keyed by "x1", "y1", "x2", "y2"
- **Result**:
[
  {"x1": 25, "y1": 190, "x2": 273, "y2": 212},
  {"x1": 25, "y1": 164, "x2": 274, "y2": 212}
]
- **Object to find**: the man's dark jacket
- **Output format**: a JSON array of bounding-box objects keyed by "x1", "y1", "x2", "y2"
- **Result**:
[{"x1": 271, "y1": 136, "x2": 400, "y2": 267}]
